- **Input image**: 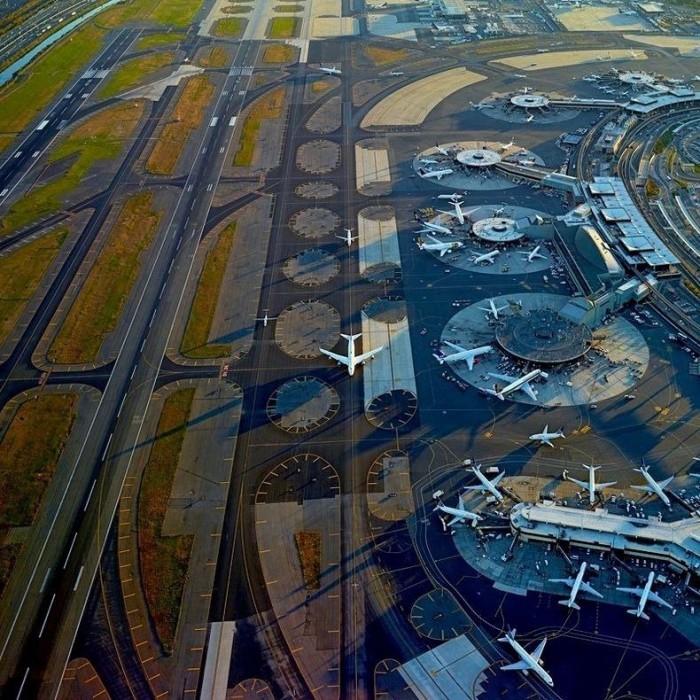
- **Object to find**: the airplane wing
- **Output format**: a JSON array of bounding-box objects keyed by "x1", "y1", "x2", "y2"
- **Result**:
[
  {"x1": 491, "y1": 472, "x2": 505, "y2": 486},
  {"x1": 354, "y1": 346, "x2": 384, "y2": 365},
  {"x1": 657, "y1": 476, "x2": 674, "y2": 489},
  {"x1": 501, "y1": 660, "x2": 530, "y2": 672},
  {"x1": 581, "y1": 582, "x2": 604, "y2": 599},
  {"x1": 617, "y1": 586, "x2": 643, "y2": 597},
  {"x1": 548, "y1": 577, "x2": 576, "y2": 587},
  {"x1": 598, "y1": 480, "x2": 617, "y2": 490},
  {"x1": 319, "y1": 348, "x2": 350, "y2": 367},
  {"x1": 444, "y1": 340, "x2": 466, "y2": 352},
  {"x1": 567, "y1": 476, "x2": 588, "y2": 490},
  {"x1": 540, "y1": 437, "x2": 553, "y2": 447},
  {"x1": 530, "y1": 638, "x2": 547, "y2": 662},
  {"x1": 630, "y1": 484, "x2": 653, "y2": 493},
  {"x1": 648, "y1": 591, "x2": 673, "y2": 609},
  {"x1": 488, "y1": 372, "x2": 517, "y2": 384},
  {"x1": 521, "y1": 381, "x2": 538, "y2": 402}
]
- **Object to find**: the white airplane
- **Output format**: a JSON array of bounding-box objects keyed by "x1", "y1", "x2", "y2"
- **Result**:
[
  {"x1": 486, "y1": 369, "x2": 548, "y2": 402},
  {"x1": 417, "y1": 219, "x2": 452, "y2": 235},
  {"x1": 529, "y1": 424, "x2": 565, "y2": 448},
  {"x1": 255, "y1": 311, "x2": 278, "y2": 327},
  {"x1": 522, "y1": 245, "x2": 546, "y2": 263},
  {"x1": 435, "y1": 494, "x2": 483, "y2": 527},
  {"x1": 526, "y1": 114, "x2": 534, "y2": 123},
  {"x1": 418, "y1": 234, "x2": 464, "y2": 257},
  {"x1": 437, "y1": 193, "x2": 463, "y2": 202},
  {"x1": 389, "y1": 70, "x2": 404, "y2": 76},
  {"x1": 368, "y1": 1, "x2": 387, "y2": 7},
  {"x1": 463, "y1": 463, "x2": 505, "y2": 502},
  {"x1": 419, "y1": 158, "x2": 441, "y2": 165},
  {"x1": 438, "y1": 199, "x2": 467, "y2": 225},
  {"x1": 469, "y1": 249, "x2": 499, "y2": 265},
  {"x1": 433, "y1": 341, "x2": 493, "y2": 370},
  {"x1": 499, "y1": 629, "x2": 554, "y2": 687},
  {"x1": 567, "y1": 464, "x2": 617, "y2": 505},
  {"x1": 318, "y1": 64, "x2": 341, "y2": 76},
  {"x1": 434, "y1": 143, "x2": 451, "y2": 156},
  {"x1": 513, "y1": 73, "x2": 527, "y2": 79},
  {"x1": 478, "y1": 298, "x2": 509, "y2": 319},
  {"x1": 319, "y1": 333, "x2": 384, "y2": 376},
  {"x1": 336, "y1": 228, "x2": 358, "y2": 246},
  {"x1": 498, "y1": 140, "x2": 514, "y2": 152},
  {"x1": 629, "y1": 49, "x2": 642, "y2": 59},
  {"x1": 419, "y1": 168, "x2": 453, "y2": 180},
  {"x1": 631, "y1": 464, "x2": 673, "y2": 508},
  {"x1": 492, "y1": 204, "x2": 507, "y2": 216},
  {"x1": 617, "y1": 571, "x2": 673, "y2": 621},
  {"x1": 549, "y1": 561, "x2": 603, "y2": 610}
]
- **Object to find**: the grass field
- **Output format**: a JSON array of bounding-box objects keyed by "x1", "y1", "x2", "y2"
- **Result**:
[
  {"x1": 146, "y1": 75, "x2": 214, "y2": 175},
  {"x1": 101, "y1": 0, "x2": 204, "y2": 29},
  {"x1": 363, "y1": 45, "x2": 409, "y2": 66},
  {"x1": 0, "y1": 25, "x2": 106, "y2": 155},
  {"x1": 198, "y1": 46, "x2": 229, "y2": 68},
  {"x1": 136, "y1": 32, "x2": 185, "y2": 50},
  {"x1": 48, "y1": 191, "x2": 161, "y2": 364},
  {"x1": 294, "y1": 531, "x2": 321, "y2": 590},
  {"x1": 0, "y1": 227, "x2": 68, "y2": 345},
  {"x1": 268, "y1": 16, "x2": 300, "y2": 38},
  {"x1": 233, "y1": 86, "x2": 286, "y2": 167},
  {"x1": 263, "y1": 44, "x2": 295, "y2": 63},
  {"x1": 311, "y1": 78, "x2": 333, "y2": 95},
  {"x1": 0, "y1": 100, "x2": 145, "y2": 236},
  {"x1": 274, "y1": 4, "x2": 303, "y2": 10},
  {"x1": 223, "y1": 4, "x2": 252, "y2": 13},
  {"x1": 99, "y1": 52, "x2": 174, "y2": 99},
  {"x1": 139, "y1": 388, "x2": 195, "y2": 653},
  {"x1": 212, "y1": 18, "x2": 244, "y2": 38},
  {"x1": 181, "y1": 223, "x2": 236, "y2": 359}
]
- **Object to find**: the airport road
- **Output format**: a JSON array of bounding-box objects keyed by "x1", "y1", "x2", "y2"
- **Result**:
[{"x1": 0, "y1": 38, "x2": 266, "y2": 696}]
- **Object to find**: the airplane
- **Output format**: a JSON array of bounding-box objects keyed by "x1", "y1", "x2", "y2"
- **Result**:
[
  {"x1": 418, "y1": 234, "x2": 464, "y2": 257},
  {"x1": 368, "y1": 1, "x2": 388, "y2": 7},
  {"x1": 521, "y1": 245, "x2": 547, "y2": 263},
  {"x1": 434, "y1": 143, "x2": 452, "y2": 156},
  {"x1": 549, "y1": 561, "x2": 603, "y2": 610},
  {"x1": 319, "y1": 333, "x2": 384, "y2": 375},
  {"x1": 336, "y1": 228, "x2": 358, "y2": 246},
  {"x1": 255, "y1": 311, "x2": 278, "y2": 327},
  {"x1": 469, "y1": 249, "x2": 499, "y2": 265},
  {"x1": 492, "y1": 204, "x2": 507, "y2": 216},
  {"x1": 629, "y1": 49, "x2": 642, "y2": 59},
  {"x1": 486, "y1": 369, "x2": 548, "y2": 402},
  {"x1": 566, "y1": 464, "x2": 617, "y2": 505},
  {"x1": 389, "y1": 70, "x2": 404, "y2": 76},
  {"x1": 526, "y1": 114, "x2": 534, "y2": 123},
  {"x1": 437, "y1": 193, "x2": 463, "y2": 202},
  {"x1": 318, "y1": 64, "x2": 341, "y2": 76},
  {"x1": 617, "y1": 571, "x2": 673, "y2": 621},
  {"x1": 417, "y1": 219, "x2": 452, "y2": 235},
  {"x1": 529, "y1": 424, "x2": 565, "y2": 448},
  {"x1": 498, "y1": 140, "x2": 514, "y2": 152},
  {"x1": 513, "y1": 73, "x2": 527, "y2": 78},
  {"x1": 499, "y1": 629, "x2": 554, "y2": 687},
  {"x1": 438, "y1": 199, "x2": 469, "y2": 225},
  {"x1": 631, "y1": 464, "x2": 673, "y2": 507},
  {"x1": 433, "y1": 341, "x2": 493, "y2": 370},
  {"x1": 463, "y1": 463, "x2": 505, "y2": 502},
  {"x1": 419, "y1": 158, "x2": 441, "y2": 165},
  {"x1": 478, "y1": 298, "x2": 509, "y2": 319},
  {"x1": 596, "y1": 54, "x2": 609, "y2": 62},
  {"x1": 435, "y1": 494, "x2": 483, "y2": 527},
  {"x1": 419, "y1": 168, "x2": 453, "y2": 180}
]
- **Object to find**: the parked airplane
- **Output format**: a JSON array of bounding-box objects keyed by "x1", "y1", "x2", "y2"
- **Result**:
[
  {"x1": 617, "y1": 571, "x2": 673, "y2": 620},
  {"x1": 319, "y1": 333, "x2": 383, "y2": 375},
  {"x1": 434, "y1": 143, "x2": 452, "y2": 156},
  {"x1": 255, "y1": 311, "x2": 278, "y2": 327},
  {"x1": 419, "y1": 168, "x2": 454, "y2": 180},
  {"x1": 629, "y1": 49, "x2": 642, "y2": 59},
  {"x1": 499, "y1": 629, "x2": 554, "y2": 687},
  {"x1": 433, "y1": 341, "x2": 493, "y2": 370},
  {"x1": 438, "y1": 199, "x2": 467, "y2": 225},
  {"x1": 631, "y1": 464, "x2": 673, "y2": 507},
  {"x1": 479, "y1": 298, "x2": 509, "y2": 319},
  {"x1": 526, "y1": 114, "x2": 534, "y2": 123},
  {"x1": 566, "y1": 464, "x2": 617, "y2": 505},
  {"x1": 486, "y1": 369, "x2": 548, "y2": 402},
  {"x1": 417, "y1": 219, "x2": 452, "y2": 235},
  {"x1": 389, "y1": 70, "x2": 404, "y2": 76},
  {"x1": 549, "y1": 561, "x2": 603, "y2": 610},
  {"x1": 336, "y1": 228, "x2": 358, "y2": 246},
  {"x1": 469, "y1": 249, "x2": 499, "y2": 265},
  {"x1": 521, "y1": 245, "x2": 546, "y2": 263},
  {"x1": 419, "y1": 158, "x2": 441, "y2": 165},
  {"x1": 529, "y1": 424, "x2": 565, "y2": 447},
  {"x1": 498, "y1": 140, "x2": 514, "y2": 152},
  {"x1": 464, "y1": 464, "x2": 505, "y2": 502},
  {"x1": 418, "y1": 234, "x2": 464, "y2": 257},
  {"x1": 318, "y1": 64, "x2": 341, "y2": 76},
  {"x1": 435, "y1": 494, "x2": 483, "y2": 527},
  {"x1": 513, "y1": 73, "x2": 527, "y2": 79},
  {"x1": 492, "y1": 204, "x2": 507, "y2": 216}
]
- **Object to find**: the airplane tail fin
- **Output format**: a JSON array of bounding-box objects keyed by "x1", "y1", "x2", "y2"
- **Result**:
[
  {"x1": 628, "y1": 609, "x2": 649, "y2": 621},
  {"x1": 432, "y1": 353, "x2": 445, "y2": 365},
  {"x1": 560, "y1": 599, "x2": 579, "y2": 611},
  {"x1": 341, "y1": 333, "x2": 362, "y2": 342}
]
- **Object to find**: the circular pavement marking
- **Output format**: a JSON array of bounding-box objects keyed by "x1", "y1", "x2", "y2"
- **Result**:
[
  {"x1": 289, "y1": 207, "x2": 341, "y2": 239},
  {"x1": 267, "y1": 376, "x2": 340, "y2": 433},
  {"x1": 410, "y1": 588, "x2": 471, "y2": 641},
  {"x1": 275, "y1": 300, "x2": 341, "y2": 358},
  {"x1": 283, "y1": 248, "x2": 340, "y2": 286}
]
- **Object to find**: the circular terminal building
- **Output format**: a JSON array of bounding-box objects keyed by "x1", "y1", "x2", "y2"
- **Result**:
[
  {"x1": 455, "y1": 148, "x2": 501, "y2": 170},
  {"x1": 616, "y1": 70, "x2": 656, "y2": 88},
  {"x1": 510, "y1": 93, "x2": 550, "y2": 111},
  {"x1": 472, "y1": 217, "x2": 523, "y2": 244}
]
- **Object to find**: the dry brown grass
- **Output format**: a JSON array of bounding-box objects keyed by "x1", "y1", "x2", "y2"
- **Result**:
[
  {"x1": 294, "y1": 531, "x2": 321, "y2": 590},
  {"x1": 311, "y1": 78, "x2": 334, "y2": 95},
  {"x1": 212, "y1": 17, "x2": 244, "y2": 38},
  {"x1": 48, "y1": 192, "x2": 161, "y2": 364},
  {"x1": 199, "y1": 46, "x2": 229, "y2": 68},
  {"x1": 146, "y1": 76, "x2": 215, "y2": 175},
  {"x1": 262, "y1": 44, "x2": 295, "y2": 64},
  {"x1": 363, "y1": 45, "x2": 409, "y2": 66},
  {"x1": 138, "y1": 388, "x2": 195, "y2": 653},
  {"x1": 233, "y1": 86, "x2": 286, "y2": 166}
]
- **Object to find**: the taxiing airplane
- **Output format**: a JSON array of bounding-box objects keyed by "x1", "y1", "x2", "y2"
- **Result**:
[
  {"x1": 417, "y1": 219, "x2": 452, "y2": 235},
  {"x1": 567, "y1": 464, "x2": 616, "y2": 505},
  {"x1": 318, "y1": 64, "x2": 341, "y2": 76},
  {"x1": 436, "y1": 192, "x2": 463, "y2": 202},
  {"x1": 479, "y1": 298, "x2": 509, "y2": 319},
  {"x1": 389, "y1": 70, "x2": 404, "y2": 76},
  {"x1": 631, "y1": 464, "x2": 673, "y2": 508},
  {"x1": 435, "y1": 494, "x2": 483, "y2": 527},
  {"x1": 336, "y1": 228, "x2": 358, "y2": 246},
  {"x1": 499, "y1": 629, "x2": 554, "y2": 687},
  {"x1": 526, "y1": 114, "x2": 534, "y2": 123},
  {"x1": 255, "y1": 311, "x2": 278, "y2": 327},
  {"x1": 521, "y1": 245, "x2": 547, "y2": 263},
  {"x1": 418, "y1": 234, "x2": 464, "y2": 257},
  {"x1": 433, "y1": 341, "x2": 493, "y2": 370},
  {"x1": 319, "y1": 333, "x2": 384, "y2": 376},
  {"x1": 419, "y1": 168, "x2": 454, "y2": 180},
  {"x1": 486, "y1": 369, "x2": 548, "y2": 402},
  {"x1": 529, "y1": 424, "x2": 565, "y2": 447},
  {"x1": 469, "y1": 249, "x2": 499, "y2": 265},
  {"x1": 617, "y1": 571, "x2": 673, "y2": 620},
  {"x1": 464, "y1": 463, "x2": 505, "y2": 502},
  {"x1": 550, "y1": 561, "x2": 603, "y2": 610}
]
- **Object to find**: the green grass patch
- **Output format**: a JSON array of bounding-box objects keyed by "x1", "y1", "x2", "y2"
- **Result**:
[
  {"x1": 0, "y1": 25, "x2": 106, "y2": 154},
  {"x1": 263, "y1": 44, "x2": 295, "y2": 63},
  {"x1": 223, "y1": 4, "x2": 252, "y2": 12},
  {"x1": 645, "y1": 179, "x2": 660, "y2": 199},
  {"x1": 294, "y1": 531, "x2": 321, "y2": 590},
  {"x1": 233, "y1": 86, "x2": 286, "y2": 167},
  {"x1": 652, "y1": 130, "x2": 673, "y2": 155},
  {"x1": 274, "y1": 4, "x2": 303, "y2": 11},
  {"x1": 0, "y1": 227, "x2": 67, "y2": 345},
  {"x1": 212, "y1": 17, "x2": 244, "y2": 38},
  {"x1": 101, "y1": 0, "x2": 204, "y2": 29},
  {"x1": 136, "y1": 32, "x2": 185, "y2": 50},
  {"x1": 181, "y1": 223, "x2": 236, "y2": 359},
  {"x1": 48, "y1": 191, "x2": 161, "y2": 364},
  {"x1": 199, "y1": 46, "x2": 229, "y2": 68},
  {"x1": 99, "y1": 52, "x2": 174, "y2": 99},
  {"x1": 139, "y1": 388, "x2": 195, "y2": 654},
  {"x1": 0, "y1": 101, "x2": 145, "y2": 236},
  {"x1": 268, "y1": 16, "x2": 300, "y2": 38}
]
